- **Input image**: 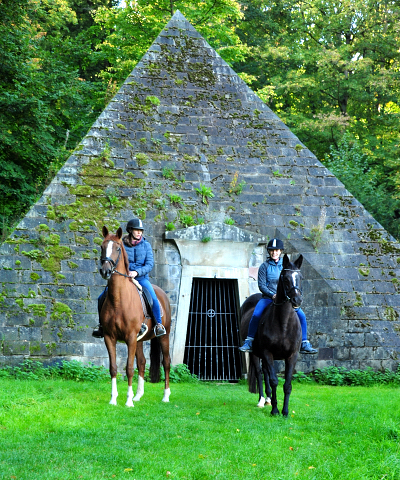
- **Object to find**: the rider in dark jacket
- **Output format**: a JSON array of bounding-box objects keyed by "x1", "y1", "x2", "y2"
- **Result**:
[{"x1": 239, "y1": 238, "x2": 317, "y2": 354}]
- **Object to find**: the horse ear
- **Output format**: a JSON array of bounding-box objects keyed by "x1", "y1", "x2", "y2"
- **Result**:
[
  {"x1": 294, "y1": 254, "x2": 303, "y2": 269},
  {"x1": 117, "y1": 227, "x2": 123, "y2": 239},
  {"x1": 282, "y1": 253, "x2": 290, "y2": 267},
  {"x1": 102, "y1": 225, "x2": 109, "y2": 238}
]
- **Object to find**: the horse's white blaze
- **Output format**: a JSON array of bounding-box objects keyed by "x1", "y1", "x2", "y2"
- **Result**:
[
  {"x1": 162, "y1": 387, "x2": 171, "y2": 403},
  {"x1": 126, "y1": 385, "x2": 134, "y2": 407},
  {"x1": 106, "y1": 240, "x2": 113, "y2": 259},
  {"x1": 257, "y1": 397, "x2": 266, "y2": 408},
  {"x1": 133, "y1": 375, "x2": 144, "y2": 401},
  {"x1": 110, "y1": 377, "x2": 118, "y2": 405}
]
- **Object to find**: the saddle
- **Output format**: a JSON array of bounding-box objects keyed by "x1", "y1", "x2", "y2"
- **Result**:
[
  {"x1": 97, "y1": 280, "x2": 163, "y2": 326},
  {"x1": 131, "y1": 279, "x2": 163, "y2": 326}
]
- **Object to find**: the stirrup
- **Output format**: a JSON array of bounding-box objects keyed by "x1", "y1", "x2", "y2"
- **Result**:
[
  {"x1": 154, "y1": 324, "x2": 166, "y2": 337},
  {"x1": 137, "y1": 323, "x2": 148, "y2": 341}
]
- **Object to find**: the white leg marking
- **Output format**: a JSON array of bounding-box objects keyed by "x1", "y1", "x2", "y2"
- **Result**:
[
  {"x1": 126, "y1": 385, "x2": 134, "y2": 407},
  {"x1": 133, "y1": 376, "x2": 144, "y2": 401},
  {"x1": 266, "y1": 397, "x2": 272, "y2": 405},
  {"x1": 257, "y1": 396, "x2": 266, "y2": 408},
  {"x1": 162, "y1": 387, "x2": 171, "y2": 403},
  {"x1": 110, "y1": 377, "x2": 118, "y2": 405}
]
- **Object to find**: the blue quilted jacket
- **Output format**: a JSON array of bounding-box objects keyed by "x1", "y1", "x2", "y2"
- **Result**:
[
  {"x1": 258, "y1": 257, "x2": 283, "y2": 298},
  {"x1": 123, "y1": 236, "x2": 154, "y2": 280}
]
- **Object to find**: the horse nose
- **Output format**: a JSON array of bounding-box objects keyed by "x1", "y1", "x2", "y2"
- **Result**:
[
  {"x1": 99, "y1": 266, "x2": 111, "y2": 280},
  {"x1": 292, "y1": 294, "x2": 303, "y2": 308}
]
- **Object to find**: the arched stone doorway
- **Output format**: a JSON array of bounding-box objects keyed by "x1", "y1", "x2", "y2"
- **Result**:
[{"x1": 164, "y1": 222, "x2": 267, "y2": 380}]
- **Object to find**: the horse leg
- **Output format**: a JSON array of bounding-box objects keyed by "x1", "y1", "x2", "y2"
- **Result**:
[
  {"x1": 261, "y1": 359, "x2": 272, "y2": 406},
  {"x1": 160, "y1": 336, "x2": 171, "y2": 402},
  {"x1": 133, "y1": 342, "x2": 146, "y2": 401},
  {"x1": 282, "y1": 353, "x2": 299, "y2": 417},
  {"x1": 104, "y1": 336, "x2": 118, "y2": 405},
  {"x1": 251, "y1": 356, "x2": 266, "y2": 408},
  {"x1": 125, "y1": 337, "x2": 137, "y2": 407},
  {"x1": 262, "y1": 351, "x2": 279, "y2": 415}
]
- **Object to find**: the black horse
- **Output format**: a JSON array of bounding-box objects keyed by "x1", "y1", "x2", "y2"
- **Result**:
[{"x1": 240, "y1": 253, "x2": 303, "y2": 416}]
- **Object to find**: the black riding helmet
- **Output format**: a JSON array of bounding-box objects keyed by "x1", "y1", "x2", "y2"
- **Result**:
[
  {"x1": 267, "y1": 238, "x2": 284, "y2": 250},
  {"x1": 126, "y1": 218, "x2": 144, "y2": 232}
]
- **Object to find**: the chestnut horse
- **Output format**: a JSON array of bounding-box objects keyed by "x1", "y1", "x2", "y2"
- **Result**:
[
  {"x1": 99, "y1": 226, "x2": 171, "y2": 407},
  {"x1": 240, "y1": 254, "x2": 303, "y2": 416}
]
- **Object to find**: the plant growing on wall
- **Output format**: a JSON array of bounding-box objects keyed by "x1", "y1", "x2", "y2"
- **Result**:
[
  {"x1": 195, "y1": 184, "x2": 214, "y2": 205},
  {"x1": 304, "y1": 206, "x2": 326, "y2": 252},
  {"x1": 168, "y1": 194, "x2": 183, "y2": 206},
  {"x1": 228, "y1": 171, "x2": 246, "y2": 195}
]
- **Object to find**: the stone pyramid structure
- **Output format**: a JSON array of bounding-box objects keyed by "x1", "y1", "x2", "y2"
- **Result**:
[{"x1": 1, "y1": 11, "x2": 399, "y2": 373}]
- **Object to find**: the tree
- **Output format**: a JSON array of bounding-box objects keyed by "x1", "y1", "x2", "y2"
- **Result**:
[
  {"x1": 93, "y1": 0, "x2": 249, "y2": 87},
  {"x1": 0, "y1": 0, "x2": 115, "y2": 239},
  {"x1": 234, "y1": 0, "x2": 400, "y2": 238}
]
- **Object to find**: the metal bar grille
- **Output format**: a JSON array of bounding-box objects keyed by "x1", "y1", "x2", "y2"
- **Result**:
[{"x1": 183, "y1": 278, "x2": 242, "y2": 381}]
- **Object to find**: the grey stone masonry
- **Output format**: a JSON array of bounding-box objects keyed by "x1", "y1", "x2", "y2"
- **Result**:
[{"x1": 0, "y1": 11, "x2": 399, "y2": 373}]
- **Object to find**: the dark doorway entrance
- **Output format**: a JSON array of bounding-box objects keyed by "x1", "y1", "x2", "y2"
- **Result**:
[{"x1": 183, "y1": 278, "x2": 242, "y2": 381}]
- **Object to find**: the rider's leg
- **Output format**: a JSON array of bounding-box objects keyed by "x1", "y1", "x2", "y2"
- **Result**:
[
  {"x1": 296, "y1": 308, "x2": 318, "y2": 354},
  {"x1": 296, "y1": 308, "x2": 307, "y2": 341},
  {"x1": 136, "y1": 278, "x2": 165, "y2": 337},
  {"x1": 92, "y1": 288, "x2": 107, "y2": 338},
  {"x1": 239, "y1": 297, "x2": 272, "y2": 352}
]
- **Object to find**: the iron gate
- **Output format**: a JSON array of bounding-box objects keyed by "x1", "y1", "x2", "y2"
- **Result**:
[{"x1": 183, "y1": 278, "x2": 242, "y2": 381}]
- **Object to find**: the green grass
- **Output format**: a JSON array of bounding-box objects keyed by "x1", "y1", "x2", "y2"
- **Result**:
[{"x1": 0, "y1": 379, "x2": 399, "y2": 480}]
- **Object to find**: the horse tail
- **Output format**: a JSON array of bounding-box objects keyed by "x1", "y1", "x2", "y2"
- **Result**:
[
  {"x1": 149, "y1": 337, "x2": 161, "y2": 383},
  {"x1": 247, "y1": 357, "x2": 258, "y2": 393}
]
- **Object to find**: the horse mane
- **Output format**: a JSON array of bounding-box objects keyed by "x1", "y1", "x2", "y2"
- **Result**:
[{"x1": 120, "y1": 240, "x2": 130, "y2": 273}]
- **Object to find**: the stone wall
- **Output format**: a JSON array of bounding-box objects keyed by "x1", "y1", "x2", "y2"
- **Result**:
[{"x1": 0, "y1": 11, "x2": 399, "y2": 373}]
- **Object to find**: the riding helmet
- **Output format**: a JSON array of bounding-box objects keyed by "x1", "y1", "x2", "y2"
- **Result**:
[
  {"x1": 267, "y1": 238, "x2": 284, "y2": 250},
  {"x1": 126, "y1": 218, "x2": 144, "y2": 232}
]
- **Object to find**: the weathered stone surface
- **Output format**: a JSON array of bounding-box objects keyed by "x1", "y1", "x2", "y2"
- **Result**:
[{"x1": 0, "y1": 11, "x2": 399, "y2": 374}]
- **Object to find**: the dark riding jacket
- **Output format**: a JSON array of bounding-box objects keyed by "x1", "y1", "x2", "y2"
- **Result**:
[
  {"x1": 123, "y1": 235, "x2": 154, "y2": 280},
  {"x1": 258, "y1": 257, "x2": 283, "y2": 298}
]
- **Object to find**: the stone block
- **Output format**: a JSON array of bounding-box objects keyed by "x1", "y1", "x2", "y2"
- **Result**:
[
  {"x1": 0, "y1": 327, "x2": 19, "y2": 341},
  {"x1": 3, "y1": 340, "x2": 30, "y2": 356},
  {"x1": 344, "y1": 333, "x2": 365, "y2": 347},
  {"x1": 19, "y1": 327, "x2": 42, "y2": 342}
]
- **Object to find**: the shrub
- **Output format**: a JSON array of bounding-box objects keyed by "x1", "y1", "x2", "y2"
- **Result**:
[
  {"x1": 313, "y1": 365, "x2": 400, "y2": 386},
  {"x1": 0, "y1": 359, "x2": 109, "y2": 382}
]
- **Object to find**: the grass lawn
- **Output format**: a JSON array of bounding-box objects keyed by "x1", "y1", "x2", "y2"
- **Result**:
[{"x1": 0, "y1": 378, "x2": 399, "y2": 480}]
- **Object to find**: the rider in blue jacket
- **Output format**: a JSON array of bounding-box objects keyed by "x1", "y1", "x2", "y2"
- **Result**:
[
  {"x1": 239, "y1": 238, "x2": 317, "y2": 354},
  {"x1": 92, "y1": 218, "x2": 166, "y2": 339}
]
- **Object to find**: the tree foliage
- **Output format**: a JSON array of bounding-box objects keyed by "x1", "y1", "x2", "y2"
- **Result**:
[
  {"x1": 93, "y1": 0, "x2": 249, "y2": 87},
  {"x1": 0, "y1": 0, "x2": 115, "y2": 238},
  {"x1": 1, "y1": 0, "x2": 400, "y2": 240},
  {"x1": 234, "y1": 0, "x2": 400, "y2": 238}
]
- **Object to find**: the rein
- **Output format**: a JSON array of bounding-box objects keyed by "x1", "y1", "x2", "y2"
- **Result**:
[{"x1": 273, "y1": 268, "x2": 302, "y2": 307}]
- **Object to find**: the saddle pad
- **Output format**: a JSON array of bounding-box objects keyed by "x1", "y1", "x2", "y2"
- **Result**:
[{"x1": 137, "y1": 289, "x2": 163, "y2": 320}]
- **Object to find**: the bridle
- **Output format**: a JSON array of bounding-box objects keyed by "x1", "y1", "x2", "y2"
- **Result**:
[
  {"x1": 273, "y1": 268, "x2": 303, "y2": 307},
  {"x1": 100, "y1": 239, "x2": 130, "y2": 278}
]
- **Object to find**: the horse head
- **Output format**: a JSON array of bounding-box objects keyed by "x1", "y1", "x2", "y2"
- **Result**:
[
  {"x1": 278, "y1": 253, "x2": 303, "y2": 308},
  {"x1": 99, "y1": 226, "x2": 125, "y2": 280}
]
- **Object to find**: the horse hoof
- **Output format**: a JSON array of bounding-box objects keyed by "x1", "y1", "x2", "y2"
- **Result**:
[
  {"x1": 266, "y1": 397, "x2": 272, "y2": 406},
  {"x1": 162, "y1": 388, "x2": 171, "y2": 403},
  {"x1": 133, "y1": 395, "x2": 142, "y2": 402},
  {"x1": 257, "y1": 397, "x2": 266, "y2": 408},
  {"x1": 109, "y1": 400, "x2": 117, "y2": 406},
  {"x1": 125, "y1": 401, "x2": 134, "y2": 408}
]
